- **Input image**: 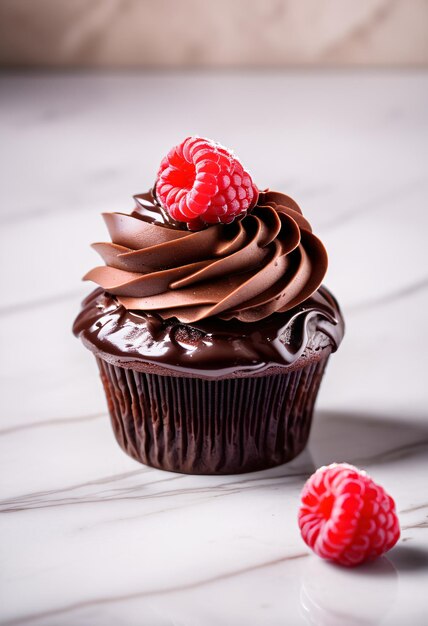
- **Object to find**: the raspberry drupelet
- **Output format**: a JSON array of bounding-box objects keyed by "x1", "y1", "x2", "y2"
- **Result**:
[
  {"x1": 298, "y1": 463, "x2": 400, "y2": 567},
  {"x1": 156, "y1": 136, "x2": 259, "y2": 230}
]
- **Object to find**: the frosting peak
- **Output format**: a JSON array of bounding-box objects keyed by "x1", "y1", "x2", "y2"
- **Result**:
[{"x1": 83, "y1": 190, "x2": 328, "y2": 323}]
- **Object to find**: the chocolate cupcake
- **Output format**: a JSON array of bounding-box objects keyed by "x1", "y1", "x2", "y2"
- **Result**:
[{"x1": 73, "y1": 137, "x2": 344, "y2": 474}]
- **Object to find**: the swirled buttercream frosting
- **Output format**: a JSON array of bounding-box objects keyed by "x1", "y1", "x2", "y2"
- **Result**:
[{"x1": 83, "y1": 189, "x2": 328, "y2": 323}]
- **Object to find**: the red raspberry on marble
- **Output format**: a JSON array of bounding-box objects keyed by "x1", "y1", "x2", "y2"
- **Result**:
[
  {"x1": 155, "y1": 136, "x2": 259, "y2": 230},
  {"x1": 298, "y1": 463, "x2": 400, "y2": 567}
]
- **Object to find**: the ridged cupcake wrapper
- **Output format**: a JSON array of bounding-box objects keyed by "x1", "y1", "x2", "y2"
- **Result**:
[{"x1": 96, "y1": 357, "x2": 329, "y2": 475}]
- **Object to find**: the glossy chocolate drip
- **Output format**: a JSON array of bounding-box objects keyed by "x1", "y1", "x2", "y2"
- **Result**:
[{"x1": 73, "y1": 285, "x2": 344, "y2": 379}]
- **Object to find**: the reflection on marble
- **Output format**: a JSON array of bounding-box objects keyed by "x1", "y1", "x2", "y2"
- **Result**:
[
  {"x1": 300, "y1": 558, "x2": 399, "y2": 626},
  {"x1": 1, "y1": 71, "x2": 428, "y2": 625}
]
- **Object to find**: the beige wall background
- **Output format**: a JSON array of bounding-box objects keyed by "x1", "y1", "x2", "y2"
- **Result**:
[{"x1": 1, "y1": 0, "x2": 427, "y2": 68}]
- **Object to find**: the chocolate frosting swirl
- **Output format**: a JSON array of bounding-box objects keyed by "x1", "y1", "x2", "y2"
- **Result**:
[{"x1": 83, "y1": 190, "x2": 328, "y2": 323}]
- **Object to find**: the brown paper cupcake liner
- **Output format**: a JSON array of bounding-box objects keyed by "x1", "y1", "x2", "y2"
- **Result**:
[{"x1": 96, "y1": 356, "x2": 329, "y2": 475}]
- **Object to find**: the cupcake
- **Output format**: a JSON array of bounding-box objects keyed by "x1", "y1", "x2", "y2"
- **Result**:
[{"x1": 73, "y1": 137, "x2": 344, "y2": 474}]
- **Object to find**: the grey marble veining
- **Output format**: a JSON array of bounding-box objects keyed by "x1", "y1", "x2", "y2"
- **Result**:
[{"x1": 1, "y1": 71, "x2": 428, "y2": 625}]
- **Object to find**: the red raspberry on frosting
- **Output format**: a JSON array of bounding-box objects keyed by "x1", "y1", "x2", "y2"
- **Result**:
[
  {"x1": 155, "y1": 136, "x2": 259, "y2": 230},
  {"x1": 298, "y1": 463, "x2": 400, "y2": 567}
]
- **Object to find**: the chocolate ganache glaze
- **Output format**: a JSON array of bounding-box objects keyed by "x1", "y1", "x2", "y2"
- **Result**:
[
  {"x1": 74, "y1": 189, "x2": 344, "y2": 378},
  {"x1": 73, "y1": 285, "x2": 343, "y2": 378},
  {"x1": 82, "y1": 189, "x2": 329, "y2": 323}
]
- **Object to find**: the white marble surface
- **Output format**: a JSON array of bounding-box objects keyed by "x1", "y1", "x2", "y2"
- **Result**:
[{"x1": 1, "y1": 71, "x2": 428, "y2": 625}]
